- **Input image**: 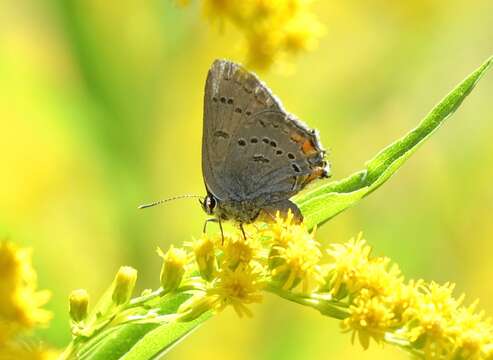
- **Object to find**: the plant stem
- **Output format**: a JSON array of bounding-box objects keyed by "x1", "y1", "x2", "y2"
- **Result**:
[
  {"x1": 384, "y1": 333, "x2": 425, "y2": 358},
  {"x1": 127, "y1": 288, "x2": 164, "y2": 308},
  {"x1": 58, "y1": 339, "x2": 77, "y2": 360},
  {"x1": 266, "y1": 285, "x2": 350, "y2": 319}
]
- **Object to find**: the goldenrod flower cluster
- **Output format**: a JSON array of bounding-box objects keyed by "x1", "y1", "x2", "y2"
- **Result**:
[
  {"x1": 327, "y1": 236, "x2": 493, "y2": 359},
  {"x1": 0, "y1": 241, "x2": 56, "y2": 359},
  {"x1": 63, "y1": 213, "x2": 493, "y2": 359},
  {"x1": 179, "y1": 0, "x2": 325, "y2": 69},
  {"x1": 154, "y1": 215, "x2": 493, "y2": 359},
  {"x1": 171, "y1": 212, "x2": 326, "y2": 321}
]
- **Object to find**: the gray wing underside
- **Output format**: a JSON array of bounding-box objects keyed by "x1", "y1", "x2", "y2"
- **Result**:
[{"x1": 202, "y1": 59, "x2": 323, "y2": 204}]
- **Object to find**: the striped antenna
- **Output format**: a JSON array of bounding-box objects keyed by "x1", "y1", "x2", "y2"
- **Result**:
[{"x1": 138, "y1": 194, "x2": 203, "y2": 209}]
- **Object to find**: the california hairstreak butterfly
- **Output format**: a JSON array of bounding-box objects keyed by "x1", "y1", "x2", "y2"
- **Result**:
[
  {"x1": 139, "y1": 59, "x2": 330, "y2": 234},
  {"x1": 200, "y1": 59, "x2": 330, "y2": 232}
]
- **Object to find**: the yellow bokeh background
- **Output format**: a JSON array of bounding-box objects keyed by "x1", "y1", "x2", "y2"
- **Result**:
[{"x1": 1, "y1": 0, "x2": 493, "y2": 358}]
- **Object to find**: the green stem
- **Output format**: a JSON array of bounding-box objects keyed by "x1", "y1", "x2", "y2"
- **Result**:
[
  {"x1": 58, "y1": 339, "x2": 80, "y2": 360},
  {"x1": 126, "y1": 284, "x2": 204, "y2": 310},
  {"x1": 266, "y1": 285, "x2": 350, "y2": 319},
  {"x1": 127, "y1": 288, "x2": 164, "y2": 308},
  {"x1": 384, "y1": 333, "x2": 425, "y2": 358}
]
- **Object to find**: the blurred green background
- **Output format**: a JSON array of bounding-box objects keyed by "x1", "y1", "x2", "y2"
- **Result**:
[{"x1": 1, "y1": 0, "x2": 493, "y2": 358}]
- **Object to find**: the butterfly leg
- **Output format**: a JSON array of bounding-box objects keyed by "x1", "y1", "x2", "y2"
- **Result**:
[
  {"x1": 239, "y1": 223, "x2": 247, "y2": 241},
  {"x1": 203, "y1": 218, "x2": 217, "y2": 233},
  {"x1": 203, "y1": 217, "x2": 225, "y2": 244},
  {"x1": 218, "y1": 218, "x2": 225, "y2": 244}
]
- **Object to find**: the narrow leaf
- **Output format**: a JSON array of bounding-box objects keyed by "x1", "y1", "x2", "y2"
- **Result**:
[
  {"x1": 121, "y1": 312, "x2": 212, "y2": 360},
  {"x1": 77, "y1": 293, "x2": 212, "y2": 360},
  {"x1": 293, "y1": 56, "x2": 492, "y2": 229}
]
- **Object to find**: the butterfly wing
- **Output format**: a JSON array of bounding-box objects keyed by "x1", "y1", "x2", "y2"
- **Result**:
[
  {"x1": 202, "y1": 59, "x2": 328, "y2": 207},
  {"x1": 202, "y1": 59, "x2": 280, "y2": 201}
]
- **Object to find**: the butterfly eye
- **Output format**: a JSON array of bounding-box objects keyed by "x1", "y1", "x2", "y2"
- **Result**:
[{"x1": 202, "y1": 195, "x2": 217, "y2": 215}]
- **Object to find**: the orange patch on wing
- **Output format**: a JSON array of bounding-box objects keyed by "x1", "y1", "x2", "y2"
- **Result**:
[
  {"x1": 290, "y1": 132, "x2": 319, "y2": 156},
  {"x1": 301, "y1": 139, "x2": 318, "y2": 155}
]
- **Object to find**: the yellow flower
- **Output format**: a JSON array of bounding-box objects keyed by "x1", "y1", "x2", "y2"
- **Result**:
[
  {"x1": 186, "y1": 0, "x2": 325, "y2": 69},
  {"x1": 325, "y1": 235, "x2": 404, "y2": 299},
  {"x1": 452, "y1": 302, "x2": 493, "y2": 359},
  {"x1": 269, "y1": 228, "x2": 324, "y2": 293},
  {"x1": 221, "y1": 234, "x2": 262, "y2": 270},
  {"x1": 112, "y1": 266, "x2": 138, "y2": 306},
  {"x1": 358, "y1": 257, "x2": 403, "y2": 298},
  {"x1": 192, "y1": 236, "x2": 217, "y2": 281},
  {"x1": 384, "y1": 279, "x2": 422, "y2": 323},
  {"x1": 207, "y1": 264, "x2": 265, "y2": 317},
  {"x1": 157, "y1": 246, "x2": 188, "y2": 294},
  {"x1": 69, "y1": 289, "x2": 89, "y2": 323},
  {"x1": 259, "y1": 211, "x2": 325, "y2": 293},
  {"x1": 263, "y1": 209, "x2": 302, "y2": 246},
  {"x1": 283, "y1": 11, "x2": 324, "y2": 54},
  {"x1": 342, "y1": 289, "x2": 396, "y2": 350},
  {"x1": 326, "y1": 235, "x2": 372, "y2": 296},
  {"x1": 404, "y1": 282, "x2": 469, "y2": 358},
  {"x1": 0, "y1": 241, "x2": 51, "y2": 343}
]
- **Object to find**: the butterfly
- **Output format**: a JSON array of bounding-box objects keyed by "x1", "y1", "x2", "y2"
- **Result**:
[{"x1": 200, "y1": 59, "x2": 330, "y2": 234}]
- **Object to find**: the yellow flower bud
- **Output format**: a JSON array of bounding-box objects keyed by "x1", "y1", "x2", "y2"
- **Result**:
[
  {"x1": 69, "y1": 289, "x2": 89, "y2": 323},
  {"x1": 193, "y1": 237, "x2": 216, "y2": 281},
  {"x1": 112, "y1": 266, "x2": 137, "y2": 306},
  {"x1": 158, "y1": 246, "x2": 187, "y2": 294},
  {"x1": 177, "y1": 294, "x2": 215, "y2": 322}
]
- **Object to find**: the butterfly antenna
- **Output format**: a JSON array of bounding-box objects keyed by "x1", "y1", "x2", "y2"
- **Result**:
[{"x1": 138, "y1": 195, "x2": 203, "y2": 209}]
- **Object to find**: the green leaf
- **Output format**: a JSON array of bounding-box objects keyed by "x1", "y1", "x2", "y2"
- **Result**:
[
  {"x1": 76, "y1": 293, "x2": 212, "y2": 360},
  {"x1": 80, "y1": 324, "x2": 159, "y2": 360},
  {"x1": 121, "y1": 313, "x2": 212, "y2": 360},
  {"x1": 293, "y1": 56, "x2": 493, "y2": 229}
]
